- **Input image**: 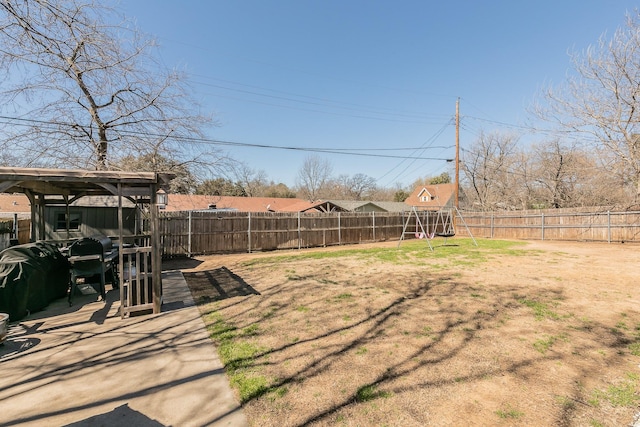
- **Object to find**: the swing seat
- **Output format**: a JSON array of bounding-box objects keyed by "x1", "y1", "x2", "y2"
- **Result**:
[{"x1": 436, "y1": 233, "x2": 455, "y2": 238}]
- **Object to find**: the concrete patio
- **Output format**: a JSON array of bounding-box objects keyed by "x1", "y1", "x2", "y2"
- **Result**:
[{"x1": 0, "y1": 270, "x2": 248, "y2": 427}]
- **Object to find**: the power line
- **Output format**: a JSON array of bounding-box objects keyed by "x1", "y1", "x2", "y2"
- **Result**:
[
  {"x1": 377, "y1": 119, "x2": 453, "y2": 185},
  {"x1": 0, "y1": 115, "x2": 455, "y2": 161},
  {"x1": 191, "y1": 74, "x2": 452, "y2": 122},
  {"x1": 194, "y1": 89, "x2": 447, "y2": 125}
]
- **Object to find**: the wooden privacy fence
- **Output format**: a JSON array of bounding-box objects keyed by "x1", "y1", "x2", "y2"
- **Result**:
[
  {"x1": 159, "y1": 211, "x2": 407, "y2": 257},
  {"x1": 160, "y1": 208, "x2": 640, "y2": 257},
  {"x1": 0, "y1": 218, "x2": 30, "y2": 251},
  {"x1": 4, "y1": 208, "x2": 639, "y2": 256},
  {"x1": 458, "y1": 209, "x2": 640, "y2": 243}
]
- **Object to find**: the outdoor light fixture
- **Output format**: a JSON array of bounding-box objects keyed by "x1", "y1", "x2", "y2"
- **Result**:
[{"x1": 156, "y1": 191, "x2": 168, "y2": 206}]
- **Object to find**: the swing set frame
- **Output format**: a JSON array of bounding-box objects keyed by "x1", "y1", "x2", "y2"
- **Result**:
[{"x1": 397, "y1": 206, "x2": 478, "y2": 251}]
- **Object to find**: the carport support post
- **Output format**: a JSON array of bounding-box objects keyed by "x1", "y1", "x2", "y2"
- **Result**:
[
  {"x1": 150, "y1": 183, "x2": 161, "y2": 314},
  {"x1": 38, "y1": 194, "x2": 46, "y2": 240},
  {"x1": 118, "y1": 183, "x2": 125, "y2": 318},
  {"x1": 338, "y1": 212, "x2": 341, "y2": 245},
  {"x1": 64, "y1": 195, "x2": 70, "y2": 241}
]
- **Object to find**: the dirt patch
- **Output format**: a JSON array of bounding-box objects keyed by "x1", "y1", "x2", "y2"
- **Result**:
[{"x1": 174, "y1": 239, "x2": 640, "y2": 427}]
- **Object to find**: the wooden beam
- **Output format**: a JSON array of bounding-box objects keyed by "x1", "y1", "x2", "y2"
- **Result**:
[
  {"x1": 150, "y1": 183, "x2": 162, "y2": 314},
  {"x1": 0, "y1": 180, "x2": 22, "y2": 193}
]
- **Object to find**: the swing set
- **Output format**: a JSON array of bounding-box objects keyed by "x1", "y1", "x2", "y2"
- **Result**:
[{"x1": 398, "y1": 206, "x2": 477, "y2": 251}]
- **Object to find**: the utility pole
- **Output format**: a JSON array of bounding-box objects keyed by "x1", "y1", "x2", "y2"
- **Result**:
[{"x1": 455, "y1": 97, "x2": 460, "y2": 209}]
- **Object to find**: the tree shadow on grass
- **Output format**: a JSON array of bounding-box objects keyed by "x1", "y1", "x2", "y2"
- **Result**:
[
  {"x1": 183, "y1": 267, "x2": 260, "y2": 304},
  {"x1": 186, "y1": 262, "x2": 639, "y2": 427}
]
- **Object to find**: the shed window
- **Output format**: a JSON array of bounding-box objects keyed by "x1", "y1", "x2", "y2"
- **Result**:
[{"x1": 55, "y1": 212, "x2": 81, "y2": 231}]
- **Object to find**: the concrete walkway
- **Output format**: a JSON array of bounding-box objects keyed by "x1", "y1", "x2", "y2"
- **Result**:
[{"x1": 0, "y1": 271, "x2": 248, "y2": 427}]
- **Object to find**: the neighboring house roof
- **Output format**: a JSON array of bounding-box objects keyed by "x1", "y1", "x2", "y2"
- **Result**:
[
  {"x1": 164, "y1": 195, "x2": 415, "y2": 214},
  {"x1": 1, "y1": 192, "x2": 415, "y2": 215},
  {"x1": 405, "y1": 183, "x2": 456, "y2": 210},
  {"x1": 326, "y1": 200, "x2": 378, "y2": 212},
  {"x1": 301, "y1": 200, "x2": 411, "y2": 213},
  {"x1": 369, "y1": 201, "x2": 412, "y2": 212},
  {"x1": 0, "y1": 193, "x2": 31, "y2": 217},
  {"x1": 163, "y1": 194, "x2": 309, "y2": 213},
  {"x1": 295, "y1": 200, "x2": 350, "y2": 213},
  {"x1": 277, "y1": 200, "x2": 324, "y2": 212}
]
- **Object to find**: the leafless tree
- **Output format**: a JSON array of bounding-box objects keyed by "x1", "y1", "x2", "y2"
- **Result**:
[
  {"x1": 0, "y1": 0, "x2": 218, "y2": 172},
  {"x1": 325, "y1": 173, "x2": 377, "y2": 200},
  {"x1": 460, "y1": 131, "x2": 521, "y2": 210},
  {"x1": 117, "y1": 153, "x2": 196, "y2": 193},
  {"x1": 527, "y1": 140, "x2": 577, "y2": 208},
  {"x1": 296, "y1": 155, "x2": 333, "y2": 202},
  {"x1": 233, "y1": 164, "x2": 268, "y2": 197},
  {"x1": 534, "y1": 10, "x2": 640, "y2": 202},
  {"x1": 263, "y1": 182, "x2": 297, "y2": 198}
]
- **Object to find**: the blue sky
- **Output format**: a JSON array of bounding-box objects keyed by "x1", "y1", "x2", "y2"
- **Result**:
[{"x1": 119, "y1": 1, "x2": 637, "y2": 188}]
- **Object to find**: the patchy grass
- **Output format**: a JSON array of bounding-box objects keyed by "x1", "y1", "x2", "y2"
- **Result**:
[
  {"x1": 240, "y1": 238, "x2": 530, "y2": 268},
  {"x1": 533, "y1": 334, "x2": 568, "y2": 354},
  {"x1": 205, "y1": 311, "x2": 270, "y2": 403},
  {"x1": 590, "y1": 373, "x2": 640, "y2": 407},
  {"x1": 518, "y1": 298, "x2": 560, "y2": 320},
  {"x1": 185, "y1": 238, "x2": 640, "y2": 426},
  {"x1": 355, "y1": 384, "x2": 393, "y2": 402},
  {"x1": 495, "y1": 404, "x2": 524, "y2": 420},
  {"x1": 628, "y1": 342, "x2": 640, "y2": 356}
]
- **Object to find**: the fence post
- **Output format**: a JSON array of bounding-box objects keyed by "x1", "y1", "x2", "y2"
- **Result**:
[
  {"x1": 338, "y1": 212, "x2": 341, "y2": 245},
  {"x1": 248, "y1": 212, "x2": 251, "y2": 253},
  {"x1": 297, "y1": 211, "x2": 301, "y2": 250},
  {"x1": 188, "y1": 211, "x2": 192, "y2": 257},
  {"x1": 490, "y1": 212, "x2": 494, "y2": 239},
  {"x1": 607, "y1": 211, "x2": 611, "y2": 243},
  {"x1": 372, "y1": 212, "x2": 376, "y2": 241},
  {"x1": 541, "y1": 213, "x2": 545, "y2": 241}
]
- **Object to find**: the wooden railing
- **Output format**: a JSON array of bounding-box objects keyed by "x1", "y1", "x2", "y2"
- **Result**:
[{"x1": 119, "y1": 245, "x2": 153, "y2": 318}]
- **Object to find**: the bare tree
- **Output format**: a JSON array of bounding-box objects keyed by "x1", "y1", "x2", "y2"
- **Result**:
[
  {"x1": 295, "y1": 155, "x2": 333, "y2": 202},
  {"x1": 263, "y1": 182, "x2": 297, "y2": 198},
  {"x1": 117, "y1": 153, "x2": 196, "y2": 194},
  {"x1": 533, "y1": 139, "x2": 579, "y2": 208},
  {"x1": 345, "y1": 173, "x2": 377, "y2": 200},
  {"x1": 533, "y1": 142, "x2": 628, "y2": 208},
  {"x1": 0, "y1": 0, "x2": 216, "y2": 171},
  {"x1": 233, "y1": 164, "x2": 268, "y2": 197},
  {"x1": 325, "y1": 173, "x2": 377, "y2": 200},
  {"x1": 460, "y1": 131, "x2": 521, "y2": 210},
  {"x1": 534, "y1": 11, "x2": 640, "y2": 202}
]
